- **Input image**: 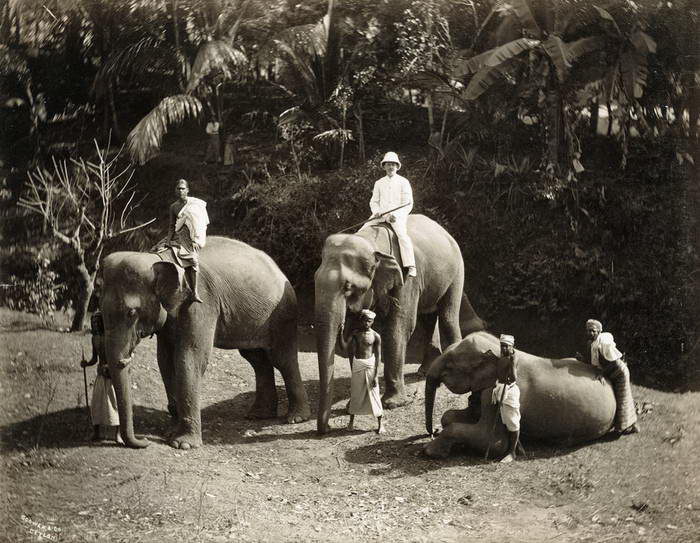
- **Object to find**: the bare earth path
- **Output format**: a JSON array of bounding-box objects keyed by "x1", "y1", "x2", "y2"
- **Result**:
[{"x1": 1, "y1": 309, "x2": 698, "y2": 542}]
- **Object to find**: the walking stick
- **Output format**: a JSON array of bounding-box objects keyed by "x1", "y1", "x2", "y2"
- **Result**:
[
  {"x1": 484, "y1": 382, "x2": 507, "y2": 461},
  {"x1": 80, "y1": 345, "x2": 91, "y2": 424},
  {"x1": 335, "y1": 202, "x2": 412, "y2": 234}
]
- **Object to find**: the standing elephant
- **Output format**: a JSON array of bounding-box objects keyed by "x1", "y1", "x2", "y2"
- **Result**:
[
  {"x1": 314, "y1": 214, "x2": 484, "y2": 433},
  {"x1": 424, "y1": 331, "x2": 618, "y2": 459},
  {"x1": 101, "y1": 236, "x2": 310, "y2": 450}
]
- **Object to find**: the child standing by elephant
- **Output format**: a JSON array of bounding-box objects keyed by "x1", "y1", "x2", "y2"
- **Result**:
[
  {"x1": 81, "y1": 311, "x2": 122, "y2": 444},
  {"x1": 339, "y1": 310, "x2": 385, "y2": 433}
]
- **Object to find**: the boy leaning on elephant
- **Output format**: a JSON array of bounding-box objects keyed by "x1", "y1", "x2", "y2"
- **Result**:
[{"x1": 578, "y1": 319, "x2": 640, "y2": 436}]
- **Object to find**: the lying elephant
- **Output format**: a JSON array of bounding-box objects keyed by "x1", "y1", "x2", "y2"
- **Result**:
[
  {"x1": 424, "y1": 331, "x2": 618, "y2": 459},
  {"x1": 101, "y1": 236, "x2": 310, "y2": 450}
]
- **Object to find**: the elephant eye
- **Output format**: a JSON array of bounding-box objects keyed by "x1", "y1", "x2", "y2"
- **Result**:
[
  {"x1": 343, "y1": 281, "x2": 353, "y2": 294},
  {"x1": 127, "y1": 308, "x2": 137, "y2": 318}
]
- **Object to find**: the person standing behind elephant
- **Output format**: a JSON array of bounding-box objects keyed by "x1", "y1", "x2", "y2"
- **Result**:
[
  {"x1": 581, "y1": 319, "x2": 639, "y2": 436},
  {"x1": 167, "y1": 179, "x2": 209, "y2": 303},
  {"x1": 338, "y1": 310, "x2": 385, "y2": 433},
  {"x1": 81, "y1": 311, "x2": 122, "y2": 443},
  {"x1": 361, "y1": 151, "x2": 416, "y2": 278},
  {"x1": 491, "y1": 334, "x2": 520, "y2": 463}
]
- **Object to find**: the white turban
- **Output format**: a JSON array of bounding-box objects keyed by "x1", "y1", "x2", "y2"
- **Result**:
[
  {"x1": 499, "y1": 334, "x2": 515, "y2": 346},
  {"x1": 586, "y1": 319, "x2": 603, "y2": 332},
  {"x1": 361, "y1": 309, "x2": 376, "y2": 320}
]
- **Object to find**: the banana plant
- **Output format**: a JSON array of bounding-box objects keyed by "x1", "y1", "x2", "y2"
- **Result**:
[{"x1": 418, "y1": 0, "x2": 656, "y2": 177}]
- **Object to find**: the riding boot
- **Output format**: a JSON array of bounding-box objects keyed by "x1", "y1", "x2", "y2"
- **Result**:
[{"x1": 186, "y1": 267, "x2": 203, "y2": 303}]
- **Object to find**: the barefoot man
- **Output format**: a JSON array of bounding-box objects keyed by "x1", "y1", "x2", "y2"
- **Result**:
[{"x1": 339, "y1": 309, "x2": 385, "y2": 433}]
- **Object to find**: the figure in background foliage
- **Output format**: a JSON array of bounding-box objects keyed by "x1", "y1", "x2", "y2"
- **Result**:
[
  {"x1": 339, "y1": 309, "x2": 385, "y2": 433},
  {"x1": 203, "y1": 118, "x2": 221, "y2": 163},
  {"x1": 165, "y1": 179, "x2": 209, "y2": 303},
  {"x1": 361, "y1": 152, "x2": 416, "y2": 278},
  {"x1": 580, "y1": 319, "x2": 639, "y2": 436},
  {"x1": 490, "y1": 334, "x2": 521, "y2": 463},
  {"x1": 81, "y1": 311, "x2": 122, "y2": 444}
]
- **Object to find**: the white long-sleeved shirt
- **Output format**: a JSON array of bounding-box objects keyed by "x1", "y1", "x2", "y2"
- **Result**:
[
  {"x1": 492, "y1": 382, "x2": 520, "y2": 409},
  {"x1": 590, "y1": 332, "x2": 623, "y2": 367},
  {"x1": 175, "y1": 197, "x2": 210, "y2": 247},
  {"x1": 369, "y1": 174, "x2": 413, "y2": 222}
]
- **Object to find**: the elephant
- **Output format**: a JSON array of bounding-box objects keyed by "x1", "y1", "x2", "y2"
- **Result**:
[
  {"x1": 424, "y1": 331, "x2": 618, "y2": 459},
  {"x1": 101, "y1": 236, "x2": 311, "y2": 450},
  {"x1": 314, "y1": 214, "x2": 484, "y2": 434}
]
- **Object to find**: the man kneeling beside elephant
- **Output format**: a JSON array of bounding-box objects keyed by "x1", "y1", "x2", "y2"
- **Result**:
[{"x1": 424, "y1": 331, "x2": 638, "y2": 460}]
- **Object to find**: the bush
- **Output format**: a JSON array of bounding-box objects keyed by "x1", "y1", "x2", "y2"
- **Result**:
[{"x1": 0, "y1": 245, "x2": 67, "y2": 321}]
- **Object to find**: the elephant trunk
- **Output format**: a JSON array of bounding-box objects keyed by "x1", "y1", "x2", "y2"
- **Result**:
[
  {"x1": 425, "y1": 375, "x2": 440, "y2": 437},
  {"x1": 105, "y1": 337, "x2": 149, "y2": 449},
  {"x1": 315, "y1": 291, "x2": 346, "y2": 434}
]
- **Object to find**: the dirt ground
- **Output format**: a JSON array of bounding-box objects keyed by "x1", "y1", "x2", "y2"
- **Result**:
[{"x1": 1, "y1": 308, "x2": 698, "y2": 542}]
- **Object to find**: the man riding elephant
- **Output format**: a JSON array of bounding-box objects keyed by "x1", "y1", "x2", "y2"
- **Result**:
[
  {"x1": 361, "y1": 151, "x2": 416, "y2": 278},
  {"x1": 314, "y1": 153, "x2": 484, "y2": 433},
  {"x1": 157, "y1": 178, "x2": 209, "y2": 303}
]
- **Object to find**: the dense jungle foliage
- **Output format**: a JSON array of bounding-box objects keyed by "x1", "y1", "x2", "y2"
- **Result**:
[{"x1": 0, "y1": 0, "x2": 697, "y2": 389}]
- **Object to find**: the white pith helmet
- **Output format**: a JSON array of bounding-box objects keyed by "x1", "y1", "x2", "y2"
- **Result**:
[{"x1": 380, "y1": 151, "x2": 401, "y2": 170}]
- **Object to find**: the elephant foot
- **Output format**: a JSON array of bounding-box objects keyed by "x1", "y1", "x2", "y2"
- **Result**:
[
  {"x1": 285, "y1": 405, "x2": 311, "y2": 424},
  {"x1": 382, "y1": 391, "x2": 413, "y2": 409},
  {"x1": 169, "y1": 430, "x2": 202, "y2": 450},
  {"x1": 246, "y1": 404, "x2": 278, "y2": 420},
  {"x1": 423, "y1": 437, "x2": 451, "y2": 459}
]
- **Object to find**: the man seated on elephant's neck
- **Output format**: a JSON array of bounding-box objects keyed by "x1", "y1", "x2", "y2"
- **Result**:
[
  {"x1": 338, "y1": 310, "x2": 385, "y2": 433},
  {"x1": 583, "y1": 319, "x2": 640, "y2": 436},
  {"x1": 491, "y1": 334, "x2": 521, "y2": 463},
  {"x1": 360, "y1": 152, "x2": 416, "y2": 279},
  {"x1": 166, "y1": 179, "x2": 209, "y2": 303}
]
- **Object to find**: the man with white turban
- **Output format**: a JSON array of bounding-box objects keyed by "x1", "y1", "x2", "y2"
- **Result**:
[
  {"x1": 338, "y1": 309, "x2": 384, "y2": 433},
  {"x1": 491, "y1": 334, "x2": 521, "y2": 462},
  {"x1": 583, "y1": 319, "x2": 639, "y2": 435}
]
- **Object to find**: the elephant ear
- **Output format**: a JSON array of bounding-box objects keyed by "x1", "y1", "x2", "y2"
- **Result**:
[
  {"x1": 152, "y1": 261, "x2": 186, "y2": 314},
  {"x1": 372, "y1": 251, "x2": 404, "y2": 314}
]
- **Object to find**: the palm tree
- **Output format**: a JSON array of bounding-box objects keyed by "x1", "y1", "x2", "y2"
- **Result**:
[{"x1": 94, "y1": 0, "x2": 250, "y2": 165}]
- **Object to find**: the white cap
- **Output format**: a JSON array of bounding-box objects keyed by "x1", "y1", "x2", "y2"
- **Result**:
[
  {"x1": 361, "y1": 309, "x2": 376, "y2": 320},
  {"x1": 380, "y1": 151, "x2": 401, "y2": 170},
  {"x1": 499, "y1": 334, "x2": 515, "y2": 346}
]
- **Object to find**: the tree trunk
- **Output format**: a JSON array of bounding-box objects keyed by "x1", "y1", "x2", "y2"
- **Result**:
[
  {"x1": 606, "y1": 102, "x2": 613, "y2": 136},
  {"x1": 71, "y1": 260, "x2": 94, "y2": 332},
  {"x1": 546, "y1": 85, "x2": 565, "y2": 172},
  {"x1": 354, "y1": 101, "x2": 365, "y2": 162},
  {"x1": 590, "y1": 99, "x2": 599, "y2": 137},
  {"x1": 339, "y1": 104, "x2": 346, "y2": 169}
]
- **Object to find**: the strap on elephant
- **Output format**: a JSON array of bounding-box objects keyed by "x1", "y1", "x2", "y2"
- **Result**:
[{"x1": 484, "y1": 381, "x2": 507, "y2": 461}]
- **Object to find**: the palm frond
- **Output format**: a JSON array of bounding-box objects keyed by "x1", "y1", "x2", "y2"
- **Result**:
[
  {"x1": 126, "y1": 95, "x2": 202, "y2": 165},
  {"x1": 567, "y1": 35, "x2": 607, "y2": 64},
  {"x1": 455, "y1": 38, "x2": 539, "y2": 77},
  {"x1": 463, "y1": 58, "x2": 520, "y2": 100},
  {"x1": 499, "y1": 0, "x2": 542, "y2": 38},
  {"x1": 542, "y1": 35, "x2": 572, "y2": 82},
  {"x1": 93, "y1": 37, "x2": 181, "y2": 98},
  {"x1": 620, "y1": 49, "x2": 648, "y2": 99},
  {"x1": 630, "y1": 30, "x2": 656, "y2": 54},
  {"x1": 186, "y1": 39, "x2": 247, "y2": 93}
]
